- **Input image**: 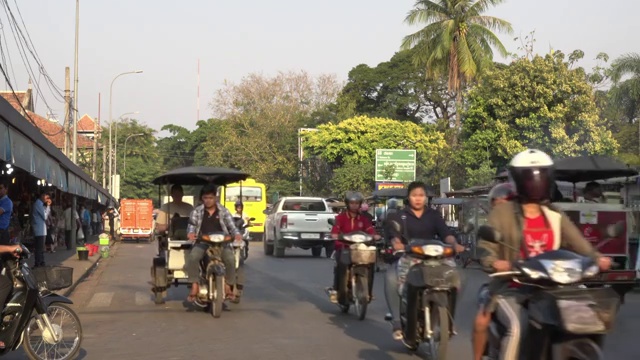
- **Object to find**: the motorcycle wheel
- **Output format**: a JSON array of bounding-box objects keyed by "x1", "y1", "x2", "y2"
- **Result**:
[
  {"x1": 428, "y1": 305, "x2": 450, "y2": 360},
  {"x1": 562, "y1": 338, "x2": 604, "y2": 360},
  {"x1": 210, "y1": 275, "x2": 225, "y2": 318},
  {"x1": 23, "y1": 303, "x2": 83, "y2": 360},
  {"x1": 354, "y1": 274, "x2": 369, "y2": 320}
]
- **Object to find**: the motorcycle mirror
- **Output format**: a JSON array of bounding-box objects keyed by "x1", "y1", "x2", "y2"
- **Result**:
[
  {"x1": 463, "y1": 222, "x2": 474, "y2": 233},
  {"x1": 391, "y1": 220, "x2": 401, "y2": 233},
  {"x1": 328, "y1": 218, "x2": 335, "y2": 226},
  {"x1": 249, "y1": 217, "x2": 256, "y2": 221},
  {"x1": 262, "y1": 209, "x2": 269, "y2": 215},
  {"x1": 477, "y1": 225, "x2": 500, "y2": 243},
  {"x1": 606, "y1": 221, "x2": 625, "y2": 238}
]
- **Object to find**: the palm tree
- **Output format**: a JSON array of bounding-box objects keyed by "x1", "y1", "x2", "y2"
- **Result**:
[
  {"x1": 401, "y1": 0, "x2": 512, "y2": 138},
  {"x1": 610, "y1": 53, "x2": 640, "y2": 85}
]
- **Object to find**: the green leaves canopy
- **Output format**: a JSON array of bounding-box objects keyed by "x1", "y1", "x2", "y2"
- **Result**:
[{"x1": 461, "y1": 52, "x2": 619, "y2": 169}]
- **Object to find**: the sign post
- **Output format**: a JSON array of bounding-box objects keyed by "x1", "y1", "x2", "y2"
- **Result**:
[{"x1": 375, "y1": 149, "x2": 416, "y2": 182}]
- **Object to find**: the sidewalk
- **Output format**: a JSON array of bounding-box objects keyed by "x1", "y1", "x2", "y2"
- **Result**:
[{"x1": 28, "y1": 234, "x2": 115, "y2": 297}]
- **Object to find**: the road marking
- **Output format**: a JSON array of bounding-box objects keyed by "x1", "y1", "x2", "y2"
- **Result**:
[
  {"x1": 135, "y1": 291, "x2": 150, "y2": 306},
  {"x1": 87, "y1": 292, "x2": 114, "y2": 308}
]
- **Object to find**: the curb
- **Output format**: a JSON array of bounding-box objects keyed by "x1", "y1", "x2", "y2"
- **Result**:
[{"x1": 63, "y1": 240, "x2": 117, "y2": 297}]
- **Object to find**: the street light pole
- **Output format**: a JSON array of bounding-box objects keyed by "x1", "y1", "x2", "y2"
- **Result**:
[
  {"x1": 71, "y1": 0, "x2": 79, "y2": 164},
  {"x1": 123, "y1": 133, "x2": 144, "y2": 181},
  {"x1": 108, "y1": 70, "x2": 142, "y2": 193},
  {"x1": 114, "y1": 111, "x2": 139, "y2": 177},
  {"x1": 297, "y1": 127, "x2": 318, "y2": 196}
]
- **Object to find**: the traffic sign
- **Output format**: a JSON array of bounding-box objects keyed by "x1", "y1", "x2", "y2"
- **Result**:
[{"x1": 375, "y1": 149, "x2": 416, "y2": 182}]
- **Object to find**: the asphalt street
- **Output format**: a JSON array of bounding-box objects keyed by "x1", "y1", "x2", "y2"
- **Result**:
[{"x1": 9, "y1": 240, "x2": 640, "y2": 359}]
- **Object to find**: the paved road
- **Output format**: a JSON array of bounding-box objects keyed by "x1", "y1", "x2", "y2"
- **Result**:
[{"x1": 13, "y1": 241, "x2": 639, "y2": 359}]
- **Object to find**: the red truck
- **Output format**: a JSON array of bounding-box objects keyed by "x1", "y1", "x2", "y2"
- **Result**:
[{"x1": 119, "y1": 199, "x2": 154, "y2": 242}]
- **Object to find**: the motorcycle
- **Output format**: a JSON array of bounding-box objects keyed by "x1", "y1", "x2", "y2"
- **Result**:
[
  {"x1": 0, "y1": 245, "x2": 82, "y2": 359},
  {"x1": 232, "y1": 217, "x2": 254, "y2": 261},
  {"x1": 194, "y1": 233, "x2": 235, "y2": 318},
  {"x1": 328, "y1": 230, "x2": 377, "y2": 320},
  {"x1": 478, "y1": 225, "x2": 620, "y2": 360},
  {"x1": 389, "y1": 238, "x2": 459, "y2": 359}
]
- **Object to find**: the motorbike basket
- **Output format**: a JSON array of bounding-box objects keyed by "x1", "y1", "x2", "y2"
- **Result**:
[
  {"x1": 31, "y1": 266, "x2": 74, "y2": 291},
  {"x1": 350, "y1": 248, "x2": 377, "y2": 265},
  {"x1": 538, "y1": 287, "x2": 620, "y2": 335},
  {"x1": 409, "y1": 263, "x2": 459, "y2": 289}
]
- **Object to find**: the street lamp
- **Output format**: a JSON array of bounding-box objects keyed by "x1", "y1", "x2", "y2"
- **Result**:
[
  {"x1": 108, "y1": 70, "x2": 142, "y2": 193},
  {"x1": 114, "y1": 111, "x2": 140, "y2": 176},
  {"x1": 123, "y1": 133, "x2": 144, "y2": 181},
  {"x1": 297, "y1": 127, "x2": 318, "y2": 196}
]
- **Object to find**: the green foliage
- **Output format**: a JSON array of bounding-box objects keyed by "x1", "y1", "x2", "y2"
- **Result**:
[
  {"x1": 465, "y1": 159, "x2": 495, "y2": 187},
  {"x1": 330, "y1": 163, "x2": 375, "y2": 196},
  {"x1": 461, "y1": 51, "x2": 619, "y2": 169},
  {"x1": 336, "y1": 48, "x2": 455, "y2": 125},
  {"x1": 303, "y1": 115, "x2": 447, "y2": 168}
]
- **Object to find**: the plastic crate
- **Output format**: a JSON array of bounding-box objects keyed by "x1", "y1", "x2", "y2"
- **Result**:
[{"x1": 31, "y1": 266, "x2": 74, "y2": 291}]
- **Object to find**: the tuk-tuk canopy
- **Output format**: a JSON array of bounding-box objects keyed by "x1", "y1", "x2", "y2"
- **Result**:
[{"x1": 152, "y1": 166, "x2": 250, "y2": 186}]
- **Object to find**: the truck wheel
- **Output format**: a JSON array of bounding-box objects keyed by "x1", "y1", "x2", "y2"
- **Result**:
[
  {"x1": 274, "y1": 246, "x2": 285, "y2": 258},
  {"x1": 263, "y1": 232, "x2": 274, "y2": 256},
  {"x1": 311, "y1": 247, "x2": 322, "y2": 257}
]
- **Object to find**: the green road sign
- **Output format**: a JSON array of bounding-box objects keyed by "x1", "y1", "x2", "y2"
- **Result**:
[{"x1": 375, "y1": 149, "x2": 416, "y2": 182}]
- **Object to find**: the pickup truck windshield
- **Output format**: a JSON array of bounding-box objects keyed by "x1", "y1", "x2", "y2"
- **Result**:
[{"x1": 282, "y1": 200, "x2": 327, "y2": 212}]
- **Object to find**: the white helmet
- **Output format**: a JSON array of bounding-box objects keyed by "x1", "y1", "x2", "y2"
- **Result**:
[{"x1": 508, "y1": 149, "x2": 555, "y2": 202}]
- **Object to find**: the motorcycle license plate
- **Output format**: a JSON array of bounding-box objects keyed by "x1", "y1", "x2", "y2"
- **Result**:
[{"x1": 300, "y1": 233, "x2": 320, "y2": 239}]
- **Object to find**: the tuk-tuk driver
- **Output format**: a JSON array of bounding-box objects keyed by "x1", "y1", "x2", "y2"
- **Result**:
[
  {"x1": 155, "y1": 185, "x2": 194, "y2": 233},
  {"x1": 583, "y1": 182, "x2": 603, "y2": 203},
  {"x1": 186, "y1": 184, "x2": 243, "y2": 302}
]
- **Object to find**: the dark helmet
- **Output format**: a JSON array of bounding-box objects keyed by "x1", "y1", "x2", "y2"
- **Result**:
[
  {"x1": 387, "y1": 198, "x2": 399, "y2": 210},
  {"x1": 507, "y1": 149, "x2": 555, "y2": 203},
  {"x1": 344, "y1": 191, "x2": 364, "y2": 205},
  {"x1": 234, "y1": 201, "x2": 243, "y2": 208},
  {"x1": 488, "y1": 183, "x2": 515, "y2": 207}
]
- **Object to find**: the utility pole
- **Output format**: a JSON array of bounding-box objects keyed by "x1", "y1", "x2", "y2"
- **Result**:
[
  {"x1": 72, "y1": 0, "x2": 79, "y2": 164},
  {"x1": 93, "y1": 93, "x2": 100, "y2": 180},
  {"x1": 63, "y1": 67, "x2": 70, "y2": 157}
]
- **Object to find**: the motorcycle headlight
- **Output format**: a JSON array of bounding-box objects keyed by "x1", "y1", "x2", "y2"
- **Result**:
[
  {"x1": 583, "y1": 264, "x2": 600, "y2": 278},
  {"x1": 521, "y1": 266, "x2": 548, "y2": 279},
  {"x1": 421, "y1": 245, "x2": 444, "y2": 257},
  {"x1": 343, "y1": 234, "x2": 369, "y2": 243},
  {"x1": 540, "y1": 259, "x2": 583, "y2": 284}
]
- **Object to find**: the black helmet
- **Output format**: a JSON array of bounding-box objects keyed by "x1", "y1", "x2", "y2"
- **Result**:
[
  {"x1": 344, "y1": 191, "x2": 364, "y2": 205},
  {"x1": 387, "y1": 198, "x2": 399, "y2": 209},
  {"x1": 507, "y1": 149, "x2": 555, "y2": 203},
  {"x1": 234, "y1": 201, "x2": 243, "y2": 208},
  {"x1": 488, "y1": 183, "x2": 515, "y2": 207}
]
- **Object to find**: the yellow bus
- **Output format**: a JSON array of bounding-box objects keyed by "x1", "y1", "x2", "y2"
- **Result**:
[{"x1": 218, "y1": 178, "x2": 267, "y2": 240}]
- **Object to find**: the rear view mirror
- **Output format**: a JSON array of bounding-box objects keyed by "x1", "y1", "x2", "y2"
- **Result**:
[
  {"x1": 249, "y1": 217, "x2": 256, "y2": 221},
  {"x1": 477, "y1": 225, "x2": 500, "y2": 243},
  {"x1": 262, "y1": 209, "x2": 269, "y2": 215},
  {"x1": 391, "y1": 220, "x2": 402, "y2": 233},
  {"x1": 328, "y1": 218, "x2": 335, "y2": 226},
  {"x1": 606, "y1": 221, "x2": 625, "y2": 238}
]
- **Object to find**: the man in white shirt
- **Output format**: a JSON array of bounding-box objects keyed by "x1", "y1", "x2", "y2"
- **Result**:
[
  {"x1": 63, "y1": 203, "x2": 80, "y2": 250},
  {"x1": 155, "y1": 185, "x2": 194, "y2": 233}
]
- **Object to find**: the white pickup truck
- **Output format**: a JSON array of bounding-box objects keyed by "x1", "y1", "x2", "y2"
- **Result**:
[{"x1": 262, "y1": 197, "x2": 335, "y2": 258}]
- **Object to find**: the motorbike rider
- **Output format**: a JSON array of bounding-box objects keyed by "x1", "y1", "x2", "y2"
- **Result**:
[
  {"x1": 360, "y1": 203, "x2": 374, "y2": 223},
  {"x1": 472, "y1": 182, "x2": 515, "y2": 360},
  {"x1": 385, "y1": 181, "x2": 465, "y2": 342},
  {"x1": 186, "y1": 184, "x2": 243, "y2": 303},
  {"x1": 0, "y1": 243, "x2": 22, "y2": 349},
  {"x1": 232, "y1": 200, "x2": 250, "y2": 300},
  {"x1": 327, "y1": 191, "x2": 381, "y2": 303},
  {"x1": 476, "y1": 149, "x2": 612, "y2": 360}
]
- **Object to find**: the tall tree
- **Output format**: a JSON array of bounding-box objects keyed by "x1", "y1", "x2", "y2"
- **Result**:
[{"x1": 401, "y1": 0, "x2": 513, "y2": 137}]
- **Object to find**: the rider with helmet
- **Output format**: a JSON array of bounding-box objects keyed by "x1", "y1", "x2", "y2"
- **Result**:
[
  {"x1": 327, "y1": 191, "x2": 380, "y2": 303},
  {"x1": 476, "y1": 149, "x2": 612, "y2": 360},
  {"x1": 472, "y1": 182, "x2": 516, "y2": 360},
  {"x1": 231, "y1": 200, "x2": 250, "y2": 301}
]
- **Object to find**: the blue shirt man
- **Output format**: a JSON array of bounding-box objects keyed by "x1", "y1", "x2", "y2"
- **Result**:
[{"x1": 0, "y1": 180, "x2": 13, "y2": 245}]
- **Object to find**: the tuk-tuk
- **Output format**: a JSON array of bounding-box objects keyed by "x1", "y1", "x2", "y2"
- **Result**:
[{"x1": 150, "y1": 166, "x2": 250, "y2": 305}]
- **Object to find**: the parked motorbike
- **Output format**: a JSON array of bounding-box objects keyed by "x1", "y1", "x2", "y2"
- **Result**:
[
  {"x1": 0, "y1": 245, "x2": 82, "y2": 359},
  {"x1": 194, "y1": 233, "x2": 234, "y2": 318},
  {"x1": 479, "y1": 225, "x2": 620, "y2": 360},
  {"x1": 327, "y1": 230, "x2": 377, "y2": 320}
]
